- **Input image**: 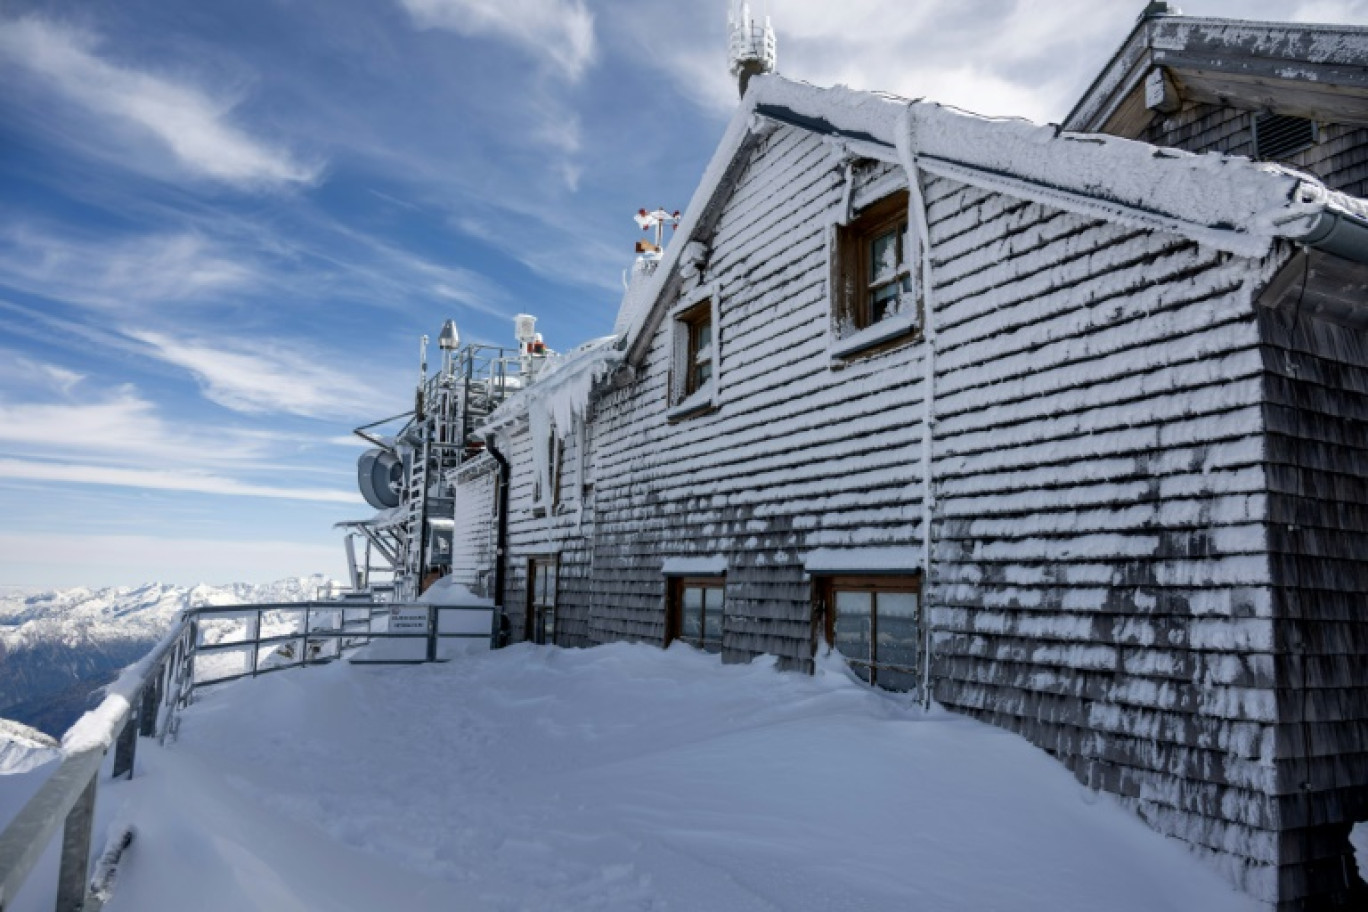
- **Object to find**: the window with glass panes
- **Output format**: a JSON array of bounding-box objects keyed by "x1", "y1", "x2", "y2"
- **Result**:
[
  {"x1": 680, "y1": 301, "x2": 713, "y2": 396},
  {"x1": 865, "y1": 214, "x2": 912, "y2": 326},
  {"x1": 818, "y1": 575, "x2": 920, "y2": 691},
  {"x1": 526, "y1": 556, "x2": 558, "y2": 645},
  {"x1": 834, "y1": 190, "x2": 916, "y2": 335},
  {"x1": 666, "y1": 576, "x2": 725, "y2": 653}
]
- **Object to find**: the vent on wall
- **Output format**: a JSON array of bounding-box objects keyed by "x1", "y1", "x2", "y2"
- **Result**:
[{"x1": 1253, "y1": 113, "x2": 1319, "y2": 161}]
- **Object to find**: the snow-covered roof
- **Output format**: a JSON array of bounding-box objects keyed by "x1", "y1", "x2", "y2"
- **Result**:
[
  {"x1": 478, "y1": 334, "x2": 622, "y2": 437},
  {"x1": 620, "y1": 73, "x2": 1368, "y2": 366},
  {"x1": 1064, "y1": 14, "x2": 1368, "y2": 135}
]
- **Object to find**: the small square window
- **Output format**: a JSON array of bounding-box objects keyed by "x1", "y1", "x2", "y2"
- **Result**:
[
  {"x1": 831, "y1": 190, "x2": 920, "y2": 358},
  {"x1": 816, "y1": 574, "x2": 921, "y2": 691},
  {"x1": 666, "y1": 576, "x2": 725, "y2": 653}
]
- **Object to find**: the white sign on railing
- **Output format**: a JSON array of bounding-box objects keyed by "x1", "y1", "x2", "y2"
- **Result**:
[{"x1": 389, "y1": 605, "x2": 429, "y2": 634}]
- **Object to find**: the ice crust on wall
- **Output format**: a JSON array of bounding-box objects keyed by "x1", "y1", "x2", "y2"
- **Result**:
[{"x1": 483, "y1": 335, "x2": 621, "y2": 517}]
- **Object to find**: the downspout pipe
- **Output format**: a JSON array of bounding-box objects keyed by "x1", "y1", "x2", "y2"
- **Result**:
[
  {"x1": 484, "y1": 434, "x2": 512, "y2": 648},
  {"x1": 896, "y1": 104, "x2": 938, "y2": 709}
]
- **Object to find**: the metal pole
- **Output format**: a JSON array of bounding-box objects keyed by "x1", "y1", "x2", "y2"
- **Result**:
[
  {"x1": 139, "y1": 674, "x2": 159, "y2": 738},
  {"x1": 253, "y1": 608, "x2": 263, "y2": 677},
  {"x1": 55, "y1": 776, "x2": 96, "y2": 912},
  {"x1": 186, "y1": 620, "x2": 199, "y2": 702},
  {"x1": 344, "y1": 535, "x2": 360, "y2": 592},
  {"x1": 112, "y1": 700, "x2": 137, "y2": 780},
  {"x1": 427, "y1": 605, "x2": 438, "y2": 663}
]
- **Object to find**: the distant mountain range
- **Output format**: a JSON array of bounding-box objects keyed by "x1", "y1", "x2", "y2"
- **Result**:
[{"x1": 0, "y1": 577, "x2": 333, "y2": 738}]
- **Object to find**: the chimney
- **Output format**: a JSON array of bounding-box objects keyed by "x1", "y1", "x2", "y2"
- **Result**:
[
  {"x1": 728, "y1": 2, "x2": 776, "y2": 99},
  {"x1": 1138, "y1": 1, "x2": 1181, "y2": 21}
]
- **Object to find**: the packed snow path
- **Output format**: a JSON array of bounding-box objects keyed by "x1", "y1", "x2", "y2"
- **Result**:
[{"x1": 94, "y1": 644, "x2": 1255, "y2": 911}]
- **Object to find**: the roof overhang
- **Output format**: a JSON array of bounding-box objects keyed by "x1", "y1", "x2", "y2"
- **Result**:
[{"x1": 1064, "y1": 15, "x2": 1368, "y2": 136}]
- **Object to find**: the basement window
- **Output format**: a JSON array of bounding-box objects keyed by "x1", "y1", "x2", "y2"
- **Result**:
[
  {"x1": 831, "y1": 190, "x2": 920, "y2": 359},
  {"x1": 816, "y1": 574, "x2": 920, "y2": 691},
  {"x1": 667, "y1": 290, "x2": 720, "y2": 421},
  {"x1": 666, "y1": 575, "x2": 726, "y2": 654},
  {"x1": 1253, "y1": 113, "x2": 1318, "y2": 162}
]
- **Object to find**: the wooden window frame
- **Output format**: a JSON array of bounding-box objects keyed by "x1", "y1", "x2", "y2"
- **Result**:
[
  {"x1": 666, "y1": 288, "x2": 720, "y2": 422},
  {"x1": 665, "y1": 576, "x2": 726, "y2": 654},
  {"x1": 831, "y1": 189, "x2": 920, "y2": 357},
  {"x1": 683, "y1": 304, "x2": 713, "y2": 397},
  {"x1": 815, "y1": 573, "x2": 921, "y2": 690},
  {"x1": 525, "y1": 555, "x2": 559, "y2": 645}
]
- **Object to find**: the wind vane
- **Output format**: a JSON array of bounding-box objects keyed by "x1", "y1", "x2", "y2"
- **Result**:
[{"x1": 634, "y1": 207, "x2": 681, "y2": 254}]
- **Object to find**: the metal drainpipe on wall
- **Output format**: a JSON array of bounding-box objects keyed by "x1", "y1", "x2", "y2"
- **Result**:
[{"x1": 897, "y1": 105, "x2": 938, "y2": 709}]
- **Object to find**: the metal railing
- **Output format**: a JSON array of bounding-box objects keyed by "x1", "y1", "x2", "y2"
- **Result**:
[{"x1": 0, "y1": 599, "x2": 494, "y2": 911}]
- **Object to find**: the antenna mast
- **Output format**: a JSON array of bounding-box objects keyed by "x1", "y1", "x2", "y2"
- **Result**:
[{"x1": 728, "y1": 1, "x2": 777, "y2": 99}]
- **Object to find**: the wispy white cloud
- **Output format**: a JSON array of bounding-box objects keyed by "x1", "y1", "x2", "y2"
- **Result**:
[
  {"x1": 0, "y1": 223, "x2": 255, "y2": 310},
  {"x1": 0, "y1": 16, "x2": 319, "y2": 187},
  {"x1": 0, "y1": 386, "x2": 267, "y2": 465},
  {"x1": 0, "y1": 458, "x2": 357, "y2": 503},
  {"x1": 0, "y1": 352, "x2": 85, "y2": 397},
  {"x1": 130, "y1": 331, "x2": 397, "y2": 421},
  {"x1": 397, "y1": 0, "x2": 597, "y2": 81},
  {"x1": 614, "y1": 1, "x2": 1126, "y2": 123}
]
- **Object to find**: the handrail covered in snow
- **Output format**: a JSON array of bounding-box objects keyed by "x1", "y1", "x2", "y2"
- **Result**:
[
  {"x1": 0, "y1": 616, "x2": 192, "y2": 912},
  {"x1": 0, "y1": 599, "x2": 494, "y2": 911}
]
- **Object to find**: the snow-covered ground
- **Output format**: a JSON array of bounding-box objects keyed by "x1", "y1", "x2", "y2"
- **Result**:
[{"x1": 3, "y1": 642, "x2": 1265, "y2": 912}]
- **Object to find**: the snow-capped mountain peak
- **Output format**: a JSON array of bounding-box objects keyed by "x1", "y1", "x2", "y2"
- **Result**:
[{"x1": 0, "y1": 575, "x2": 337, "y2": 651}]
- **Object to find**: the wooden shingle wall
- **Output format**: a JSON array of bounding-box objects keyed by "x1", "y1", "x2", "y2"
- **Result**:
[
  {"x1": 477, "y1": 115, "x2": 1368, "y2": 904},
  {"x1": 450, "y1": 460, "x2": 497, "y2": 598},
  {"x1": 586, "y1": 127, "x2": 927, "y2": 667},
  {"x1": 1258, "y1": 289, "x2": 1368, "y2": 909},
  {"x1": 580, "y1": 120, "x2": 1290, "y2": 897},
  {"x1": 1141, "y1": 105, "x2": 1368, "y2": 199},
  {"x1": 921, "y1": 170, "x2": 1283, "y2": 901},
  {"x1": 498, "y1": 418, "x2": 595, "y2": 647}
]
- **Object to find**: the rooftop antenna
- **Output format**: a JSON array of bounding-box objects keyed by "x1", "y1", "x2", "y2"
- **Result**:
[{"x1": 728, "y1": 1, "x2": 777, "y2": 99}]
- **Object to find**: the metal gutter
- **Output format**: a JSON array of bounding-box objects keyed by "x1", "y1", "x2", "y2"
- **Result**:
[{"x1": 1294, "y1": 206, "x2": 1368, "y2": 265}]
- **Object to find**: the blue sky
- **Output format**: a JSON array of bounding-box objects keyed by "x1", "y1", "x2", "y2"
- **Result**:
[{"x1": 1, "y1": 0, "x2": 1364, "y2": 588}]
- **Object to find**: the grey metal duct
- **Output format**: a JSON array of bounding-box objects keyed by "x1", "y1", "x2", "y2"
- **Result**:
[
  {"x1": 1296, "y1": 207, "x2": 1368, "y2": 266},
  {"x1": 357, "y1": 448, "x2": 403, "y2": 509}
]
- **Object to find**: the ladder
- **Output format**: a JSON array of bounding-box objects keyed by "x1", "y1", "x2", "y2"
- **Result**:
[{"x1": 401, "y1": 437, "x2": 429, "y2": 597}]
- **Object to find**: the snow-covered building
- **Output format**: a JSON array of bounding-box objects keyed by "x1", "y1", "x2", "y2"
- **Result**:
[{"x1": 412, "y1": 8, "x2": 1368, "y2": 910}]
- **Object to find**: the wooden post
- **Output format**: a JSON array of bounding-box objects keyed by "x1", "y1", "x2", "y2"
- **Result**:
[{"x1": 55, "y1": 776, "x2": 96, "y2": 912}]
